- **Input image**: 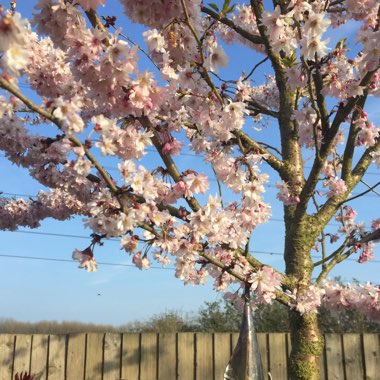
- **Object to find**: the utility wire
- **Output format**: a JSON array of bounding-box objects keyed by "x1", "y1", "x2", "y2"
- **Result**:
[
  {"x1": 0, "y1": 252, "x2": 378, "y2": 267},
  {"x1": 0, "y1": 253, "x2": 174, "y2": 270},
  {"x1": 4, "y1": 229, "x2": 379, "y2": 260}
]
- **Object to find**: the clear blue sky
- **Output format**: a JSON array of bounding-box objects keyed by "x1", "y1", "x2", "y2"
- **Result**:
[{"x1": 0, "y1": 0, "x2": 378, "y2": 326}]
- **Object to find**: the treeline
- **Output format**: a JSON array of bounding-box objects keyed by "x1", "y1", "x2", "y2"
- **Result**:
[{"x1": 1, "y1": 299, "x2": 379, "y2": 334}]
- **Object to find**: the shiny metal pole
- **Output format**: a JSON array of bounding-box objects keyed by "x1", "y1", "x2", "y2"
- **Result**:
[{"x1": 224, "y1": 298, "x2": 265, "y2": 380}]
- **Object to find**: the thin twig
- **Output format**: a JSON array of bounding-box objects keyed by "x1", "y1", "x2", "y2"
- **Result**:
[
  {"x1": 180, "y1": 0, "x2": 224, "y2": 105},
  {"x1": 337, "y1": 181, "x2": 380, "y2": 206},
  {"x1": 242, "y1": 57, "x2": 269, "y2": 81}
]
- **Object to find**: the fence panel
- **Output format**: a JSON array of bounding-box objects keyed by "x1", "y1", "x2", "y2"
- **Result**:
[
  {"x1": 158, "y1": 333, "x2": 177, "y2": 380},
  {"x1": 1, "y1": 332, "x2": 379, "y2": 379},
  {"x1": 121, "y1": 333, "x2": 140, "y2": 380},
  {"x1": 325, "y1": 334, "x2": 345, "y2": 380},
  {"x1": 177, "y1": 333, "x2": 194, "y2": 380},
  {"x1": 48, "y1": 335, "x2": 66, "y2": 380},
  {"x1": 85, "y1": 333, "x2": 104, "y2": 380},
  {"x1": 214, "y1": 333, "x2": 231, "y2": 380},
  {"x1": 66, "y1": 333, "x2": 86, "y2": 380},
  {"x1": 0, "y1": 334, "x2": 14, "y2": 380},
  {"x1": 103, "y1": 333, "x2": 121, "y2": 380},
  {"x1": 30, "y1": 334, "x2": 48, "y2": 380},
  {"x1": 196, "y1": 333, "x2": 213, "y2": 380},
  {"x1": 13, "y1": 334, "x2": 31, "y2": 375},
  {"x1": 268, "y1": 333, "x2": 288, "y2": 380},
  {"x1": 140, "y1": 332, "x2": 158, "y2": 380},
  {"x1": 343, "y1": 334, "x2": 365, "y2": 380},
  {"x1": 362, "y1": 334, "x2": 380, "y2": 380}
]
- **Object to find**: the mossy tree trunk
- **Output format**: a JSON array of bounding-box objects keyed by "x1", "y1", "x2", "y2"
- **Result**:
[
  {"x1": 288, "y1": 310, "x2": 324, "y2": 380},
  {"x1": 284, "y1": 214, "x2": 324, "y2": 380}
]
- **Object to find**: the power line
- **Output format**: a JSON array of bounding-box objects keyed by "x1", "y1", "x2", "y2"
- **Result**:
[
  {"x1": 0, "y1": 253, "x2": 174, "y2": 270},
  {"x1": 0, "y1": 251, "x2": 378, "y2": 268}
]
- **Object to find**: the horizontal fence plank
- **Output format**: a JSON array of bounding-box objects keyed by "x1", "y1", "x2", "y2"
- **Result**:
[{"x1": 0, "y1": 332, "x2": 378, "y2": 379}]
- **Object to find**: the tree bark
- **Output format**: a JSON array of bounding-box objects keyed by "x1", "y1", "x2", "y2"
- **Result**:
[
  {"x1": 285, "y1": 218, "x2": 324, "y2": 379},
  {"x1": 288, "y1": 310, "x2": 324, "y2": 380}
]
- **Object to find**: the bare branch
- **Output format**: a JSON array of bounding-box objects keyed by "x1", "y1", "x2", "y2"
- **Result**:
[
  {"x1": 338, "y1": 181, "x2": 380, "y2": 206},
  {"x1": 313, "y1": 237, "x2": 350, "y2": 268},
  {"x1": 243, "y1": 57, "x2": 269, "y2": 81}
]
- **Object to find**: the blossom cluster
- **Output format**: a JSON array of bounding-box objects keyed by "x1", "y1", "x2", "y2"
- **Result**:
[
  {"x1": 322, "y1": 280, "x2": 380, "y2": 320},
  {"x1": 0, "y1": 10, "x2": 31, "y2": 76},
  {"x1": 0, "y1": 0, "x2": 378, "y2": 319}
]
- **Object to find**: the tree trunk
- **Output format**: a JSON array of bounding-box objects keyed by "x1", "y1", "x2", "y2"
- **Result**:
[
  {"x1": 288, "y1": 310, "x2": 324, "y2": 380},
  {"x1": 284, "y1": 217, "x2": 324, "y2": 380}
]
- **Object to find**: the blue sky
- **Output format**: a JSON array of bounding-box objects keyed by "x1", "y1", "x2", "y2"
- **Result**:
[{"x1": 0, "y1": 0, "x2": 379, "y2": 325}]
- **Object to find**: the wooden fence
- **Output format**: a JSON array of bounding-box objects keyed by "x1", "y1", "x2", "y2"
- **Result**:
[{"x1": 0, "y1": 333, "x2": 379, "y2": 380}]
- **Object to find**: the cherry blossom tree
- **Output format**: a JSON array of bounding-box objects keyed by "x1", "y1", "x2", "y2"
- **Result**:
[{"x1": 0, "y1": 0, "x2": 379, "y2": 379}]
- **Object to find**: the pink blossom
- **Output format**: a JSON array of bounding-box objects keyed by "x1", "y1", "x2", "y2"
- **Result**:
[
  {"x1": 72, "y1": 248, "x2": 97, "y2": 272},
  {"x1": 358, "y1": 242, "x2": 375, "y2": 263},
  {"x1": 161, "y1": 139, "x2": 183, "y2": 156},
  {"x1": 323, "y1": 177, "x2": 348, "y2": 198},
  {"x1": 132, "y1": 252, "x2": 151, "y2": 270},
  {"x1": 300, "y1": 33, "x2": 330, "y2": 60},
  {"x1": 184, "y1": 172, "x2": 209, "y2": 195},
  {"x1": 294, "y1": 286, "x2": 324, "y2": 315},
  {"x1": 276, "y1": 181, "x2": 300, "y2": 205},
  {"x1": 249, "y1": 266, "x2": 282, "y2": 304}
]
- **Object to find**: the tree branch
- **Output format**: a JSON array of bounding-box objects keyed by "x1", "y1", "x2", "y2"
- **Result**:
[
  {"x1": 296, "y1": 69, "x2": 378, "y2": 219},
  {"x1": 337, "y1": 181, "x2": 380, "y2": 206},
  {"x1": 315, "y1": 228, "x2": 380, "y2": 284},
  {"x1": 139, "y1": 115, "x2": 201, "y2": 212},
  {"x1": 0, "y1": 76, "x2": 118, "y2": 194},
  {"x1": 232, "y1": 130, "x2": 285, "y2": 174},
  {"x1": 341, "y1": 95, "x2": 368, "y2": 181},
  {"x1": 246, "y1": 100, "x2": 279, "y2": 118},
  {"x1": 313, "y1": 237, "x2": 350, "y2": 268},
  {"x1": 180, "y1": 0, "x2": 224, "y2": 105},
  {"x1": 200, "y1": 6, "x2": 263, "y2": 46},
  {"x1": 243, "y1": 57, "x2": 269, "y2": 81}
]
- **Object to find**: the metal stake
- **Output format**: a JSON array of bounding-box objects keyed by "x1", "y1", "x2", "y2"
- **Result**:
[{"x1": 224, "y1": 298, "x2": 265, "y2": 380}]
